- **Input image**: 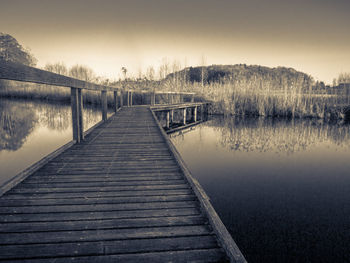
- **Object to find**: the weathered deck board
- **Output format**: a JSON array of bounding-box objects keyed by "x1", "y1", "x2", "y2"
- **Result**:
[{"x1": 0, "y1": 107, "x2": 235, "y2": 262}]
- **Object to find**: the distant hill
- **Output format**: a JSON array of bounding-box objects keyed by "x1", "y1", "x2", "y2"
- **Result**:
[{"x1": 166, "y1": 64, "x2": 314, "y2": 91}]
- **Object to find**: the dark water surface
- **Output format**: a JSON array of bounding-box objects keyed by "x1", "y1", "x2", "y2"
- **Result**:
[
  {"x1": 0, "y1": 98, "x2": 108, "y2": 186},
  {"x1": 170, "y1": 117, "x2": 350, "y2": 263}
]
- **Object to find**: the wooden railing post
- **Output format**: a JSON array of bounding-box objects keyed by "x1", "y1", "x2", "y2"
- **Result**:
[
  {"x1": 113, "y1": 90, "x2": 118, "y2": 113},
  {"x1": 170, "y1": 109, "x2": 174, "y2": 122},
  {"x1": 166, "y1": 111, "x2": 170, "y2": 129},
  {"x1": 191, "y1": 94, "x2": 195, "y2": 102},
  {"x1": 200, "y1": 104, "x2": 204, "y2": 121},
  {"x1": 78, "y1": 89, "x2": 84, "y2": 140},
  {"x1": 71, "y1": 87, "x2": 83, "y2": 143},
  {"x1": 183, "y1": 108, "x2": 187, "y2": 125},
  {"x1": 130, "y1": 91, "x2": 133, "y2": 106},
  {"x1": 194, "y1": 106, "x2": 197, "y2": 122},
  {"x1": 120, "y1": 90, "x2": 124, "y2": 107},
  {"x1": 101, "y1": 90, "x2": 107, "y2": 121},
  {"x1": 127, "y1": 91, "x2": 130, "y2": 107},
  {"x1": 151, "y1": 91, "x2": 156, "y2": 106}
]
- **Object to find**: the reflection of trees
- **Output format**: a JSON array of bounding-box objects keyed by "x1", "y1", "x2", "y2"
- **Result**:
[
  {"x1": 0, "y1": 99, "x2": 102, "y2": 151},
  {"x1": 208, "y1": 117, "x2": 350, "y2": 154},
  {"x1": 27, "y1": 101, "x2": 101, "y2": 132},
  {"x1": 0, "y1": 101, "x2": 37, "y2": 151}
]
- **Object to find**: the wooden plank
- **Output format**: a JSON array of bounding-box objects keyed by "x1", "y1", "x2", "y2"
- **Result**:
[
  {"x1": 22, "y1": 175, "x2": 183, "y2": 183},
  {"x1": 8, "y1": 184, "x2": 190, "y2": 194},
  {"x1": 0, "y1": 201, "x2": 198, "y2": 214},
  {"x1": 0, "y1": 225, "x2": 211, "y2": 245},
  {"x1": 0, "y1": 207, "x2": 201, "y2": 223},
  {"x1": 0, "y1": 194, "x2": 196, "y2": 207},
  {"x1": 0, "y1": 215, "x2": 205, "y2": 233},
  {"x1": 16, "y1": 180, "x2": 185, "y2": 188},
  {"x1": 0, "y1": 248, "x2": 227, "y2": 263},
  {"x1": 26, "y1": 172, "x2": 183, "y2": 179},
  {"x1": 3, "y1": 189, "x2": 193, "y2": 200},
  {"x1": 0, "y1": 235, "x2": 219, "y2": 259}
]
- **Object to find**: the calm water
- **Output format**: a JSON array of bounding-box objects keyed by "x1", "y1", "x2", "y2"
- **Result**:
[
  {"x1": 170, "y1": 117, "x2": 350, "y2": 263},
  {"x1": 1, "y1": 99, "x2": 349, "y2": 262},
  {"x1": 0, "y1": 98, "x2": 109, "y2": 186}
]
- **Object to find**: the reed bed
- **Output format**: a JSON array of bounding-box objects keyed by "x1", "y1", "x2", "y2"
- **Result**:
[
  {"x1": 168, "y1": 80, "x2": 349, "y2": 120},
  {"x1": 1, "y1": 78, "x2": 348, "y2": 120}
]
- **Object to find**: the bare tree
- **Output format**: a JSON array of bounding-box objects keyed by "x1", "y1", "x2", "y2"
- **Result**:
[
  {"x1": 146, "y1": 66, "x2": 155, "y2": 81},
  {"x1": 69, "y1": 64, "x2": 95, "y2": 82},
  {"x1": 44, "y1": 62, "x2": 68, "y2": 75},
  {"x1": 159, "y1": 57, "x2": 170, "y2": 79},
  {"x1": 172, "y1": 59, "x2": 181, "y2": 88},
  {"x1": 338, "y1": 72, "x2": 350, "y2": 84}
]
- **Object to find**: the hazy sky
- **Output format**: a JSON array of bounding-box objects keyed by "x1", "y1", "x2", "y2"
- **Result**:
[{"x1": 1, "y1": 0, "x2": 349, "y2": 83}]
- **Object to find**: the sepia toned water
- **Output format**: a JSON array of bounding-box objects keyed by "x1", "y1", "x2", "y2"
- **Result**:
[
  {"x1": 0, "y1": 98, "x2": 349, "y2": 262},
  {"x1": 0, "y1": 98, "x2": 109, "y2": 186},
  {"x1": 170, "y1": 117, "x2": 350, "y2": 263}
]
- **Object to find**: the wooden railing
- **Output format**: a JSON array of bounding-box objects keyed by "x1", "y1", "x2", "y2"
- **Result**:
[{"x1": 0, "y1": 60, "x2": 197, "y2": 143}]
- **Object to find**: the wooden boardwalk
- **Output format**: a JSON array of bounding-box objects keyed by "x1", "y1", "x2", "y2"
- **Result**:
[{"x1": 0, "y1": 106, "x2": 244, "y2": 262}]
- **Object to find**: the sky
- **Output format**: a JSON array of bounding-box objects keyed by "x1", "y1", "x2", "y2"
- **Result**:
[{"x1": 0, "y1": 0, "x2": 349, "y2": 83}]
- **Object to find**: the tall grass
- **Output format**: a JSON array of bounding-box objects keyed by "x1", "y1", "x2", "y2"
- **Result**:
[
  {"x1": 1, "y1": 78, "x2": 348, "y2": 120},
  {"x1": 164, "y1": 78, "x2": 348, "y2": 120}
]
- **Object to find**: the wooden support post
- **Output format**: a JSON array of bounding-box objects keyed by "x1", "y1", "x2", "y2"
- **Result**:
[
  {"x1": 191, "y1": 94, "x2": 195, "y2": 102},
  {"x1": 77, "y1": 89, "x2": 84, "y2": 141},
  {"x1": 101, "y1": 90, "x2": 107, "y2": 121},
  {"x1": 130, "y1": 91, "x2": 133, "y2": 106},
  {"x1": 170, "y1": 109, "x2": 174, "y2": 122},
  {"x1": 166, "y1": 111, "x2": 170, "y2": 129},
  {"x1": 201, "y1": 104, "x2": 204, "y2": 121},
  {"x1": 167, "y1": 93, "x2": 170, "y2": 105},
  {"x1": 127, "y1": 91, "x2": 130, "y2": 107},
  {"x1": 183, "y1": 108, "x2": 186, "y2": 125},
  {"x1": 120, "y1": 90, "x2": 124, "y2": 107},
  {"x1": 151, "y1": 91, "x2": 156, "y2": 106},
  {"x1": 170, "y1": 94, "x2": 173, "y2": 104},
  {"x1": 71, "y1": 87, "x2": 83, "y2": 143},
  {"x1": 194, "y1": 106, "x2": 197, "y2": 122},
  {"x1": 113, "y1": 90, "x2": 118, "y2": 113}
]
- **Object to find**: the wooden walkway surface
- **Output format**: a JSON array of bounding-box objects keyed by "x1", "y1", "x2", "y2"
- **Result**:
[{"x1": 0, "y1": 107, "x2": 234, "y2": 262}]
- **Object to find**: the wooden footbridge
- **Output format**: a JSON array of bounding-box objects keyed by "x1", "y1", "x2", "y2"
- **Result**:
[{"x1": 0, "y1": 61, "x2": 246, "y2": 262}]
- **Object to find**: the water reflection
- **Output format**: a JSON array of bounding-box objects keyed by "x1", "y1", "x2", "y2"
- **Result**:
[
  {"x1": 0, "y1": 98, "x2": 103, "y2": 186},
  {"x1": 0, "y1": 100, "x2": 38, "y2": 151},
  {"x1": 171, "y1": 117, "x2": 350, "y2": 154},
  {"x1": 170, "y1": 116, "x2": 350, "y2": 263}
]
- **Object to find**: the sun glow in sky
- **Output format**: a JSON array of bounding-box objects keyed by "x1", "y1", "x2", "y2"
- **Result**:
[{"x1": 1, "y1": 0, "x2": 349, "y2": 83}]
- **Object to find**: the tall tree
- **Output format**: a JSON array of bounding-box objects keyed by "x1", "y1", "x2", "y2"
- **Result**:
[{"x1": 0, "y1": 33, "x2": 37, "y2": 66}]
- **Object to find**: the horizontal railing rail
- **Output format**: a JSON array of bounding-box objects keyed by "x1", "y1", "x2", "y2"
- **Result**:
[{"x1": 0, "y1": 60, "x2": 114, "y2": 91}]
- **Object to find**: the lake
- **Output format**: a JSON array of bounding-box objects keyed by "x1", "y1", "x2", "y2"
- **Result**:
[
  {"x1": 0, "y1": 98, "x2": 111, "y2": 186},
  {"x1": 0, "y1": 98, "x2": 349, "y2": 262},
  {"x1": 170, "y1": 116, "x2": 350, "y2": 263}
]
